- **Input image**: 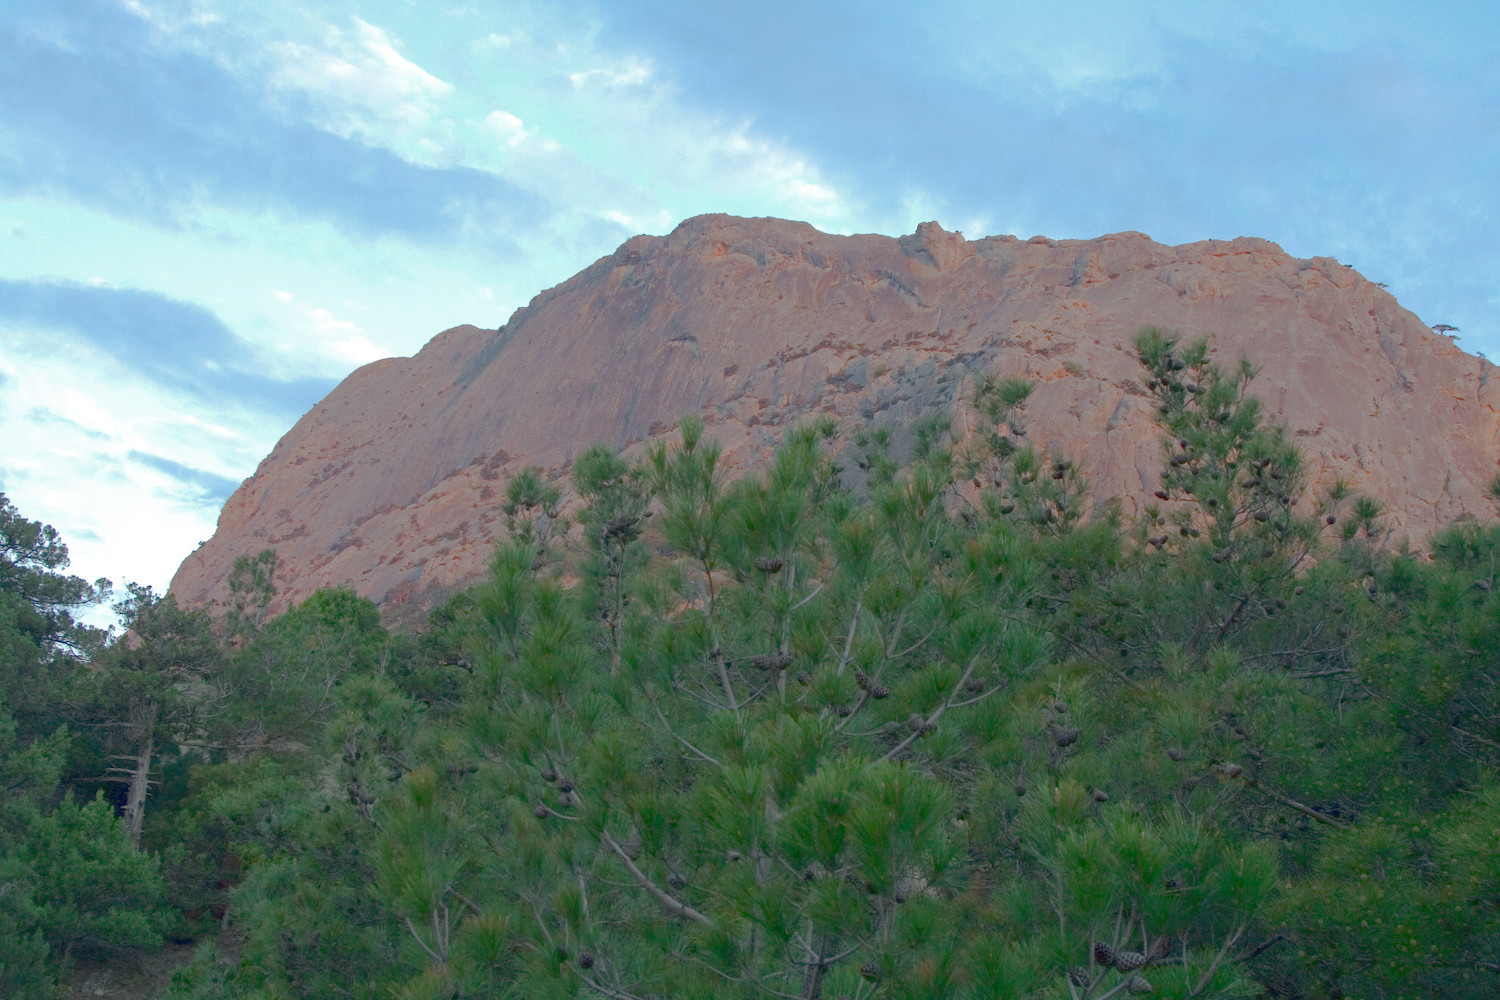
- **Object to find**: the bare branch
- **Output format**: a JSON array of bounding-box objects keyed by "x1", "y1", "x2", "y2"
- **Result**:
[
  {"x1": 601, "y1": 831, "x2": 715, "y2": 928},
  {"x1": 403, "y1": 914, "x2": 446, "y2": 965}
]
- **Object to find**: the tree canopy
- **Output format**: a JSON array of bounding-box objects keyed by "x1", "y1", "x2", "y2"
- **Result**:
[{"x1": 4, "y1": 332, "x2": 1500, "y2": 999}]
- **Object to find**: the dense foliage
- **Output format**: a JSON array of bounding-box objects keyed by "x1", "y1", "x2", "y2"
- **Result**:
[{"x1": 3, "y1": 330, "x2": 1499, "y2": 999}]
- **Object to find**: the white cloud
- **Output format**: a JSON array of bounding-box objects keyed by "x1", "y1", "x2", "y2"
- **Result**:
[
  {"x1": 482, "y1": 110, "x2": 558, "y2": 152},
  {"x1": 119, "y1": 0, "x2": 222, "y2": 31},
  {"x1": 602, "y1": 208, "x2": 674, "y2": 233},
  {"x1": 269, "y1": 17, "x2": 452, "y2": 137},
  {"x1": 271, "y1": 289, "x2": 392, "y2": 368},
  {"x1": 569, "y1": 59, "x2": 653, "y2": 90},
  {"x1": 0, "y1": 342, "x2": 266, "y2": 616},
  {"x1": 705, "y1": 124, "x2": 845, "y2": 221}
]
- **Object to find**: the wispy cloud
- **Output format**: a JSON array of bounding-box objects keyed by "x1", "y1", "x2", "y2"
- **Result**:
[
  {"x1": 270, "y1": 289, "x2": 393, "y2": 368},
  {"x1": 0, "y1": 278, "x2": 336, "y2": 418},
  {"x1": 269, "y1": 17, "x2": 453, "y2": 140},
  {"x1": 0, "y1": 3, "x2": 547, "y2": 253},
  {"x1": 127, "y1": 450, "x2": 243, "y2": 507}
]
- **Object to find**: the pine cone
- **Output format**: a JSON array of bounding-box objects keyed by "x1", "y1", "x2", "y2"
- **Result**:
[
  {"x1": 1165, "y1": 746, "x2": 1185, "y2": 761},
  {"x1": 534, "y1": 804, "x2": 549, "y2": 819},
  {"x1": 578, "y1": 952, "x2": 595, "y2": 969},
  {"x1": 667, "y1": 872, "x2": 686, "y2": 889},
  {"x1": 858, "y1": 961, "x2": 881, "y2": 981},
  {"x1": 1068, "y1": 966, "x2": 1091, "y2": 987},
  {"x1": 750, "y1": 651, "x2": 793, "y2": 671},
  {"x1": 1014, "y1": 783, "x2": 1027, "y2": 797},
  {"x1": 1114, "y1": 950, "x2": 1148, "y2": 972},
  {"x1": 540, "y1": 765, "x2": 557, "y2": 783},
  {"x1": 1091, "y1": 788, "x2": 1109, "y2": 803},
  {"x1": 754, "y1": 556, "x2": 784, "y2": 573},
  {"x1": 1126, "y1": 974, "x2": 1153, "y2": 993},
  {"x1": 965, "y1": 677, "x2": 986, "y2": 693},
  {"x1": 854, "y1": 669, "x2": 870, "y2": 690},
  {"x1": 556, "y1": 775, "x2": 576, "y2": 793},
  {"x1": 870, "y1": 684, "x2": 891, "y2": 700},
  {"x1": 1093, "y1": 942, "x2": 1115, "y2": 966},
  {"x1": 1052, "y1": 724, "x2": 1081, "y2": 747},
  {"x1": 1222, "y1": 762, "x2": 1243, "y2": 778},
  {"x1": 1053, "y1": 699, "x2": 1068, "y2": 714},
  {"x1": 920, "y1": 722, "x2": 937, "y2": 737}
]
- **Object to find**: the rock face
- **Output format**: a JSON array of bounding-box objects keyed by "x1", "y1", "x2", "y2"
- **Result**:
[{"x1": 171, "y1": 214, "x2": 1500, "y2": 616}]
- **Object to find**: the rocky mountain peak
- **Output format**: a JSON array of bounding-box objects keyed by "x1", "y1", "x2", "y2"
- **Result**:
[{"x1": 171, "y1": 215, "x2": 1500, "y2": 618}]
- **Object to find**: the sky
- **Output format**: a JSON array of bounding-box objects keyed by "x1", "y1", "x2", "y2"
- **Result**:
[{"x1": 2, "y1": 0, "x2": 1497, "y2": 616}]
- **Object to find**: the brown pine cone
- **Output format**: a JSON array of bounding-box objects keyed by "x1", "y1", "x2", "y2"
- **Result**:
[{"x1": 750, "y1": 651, "x2": 793, "y2": 671}]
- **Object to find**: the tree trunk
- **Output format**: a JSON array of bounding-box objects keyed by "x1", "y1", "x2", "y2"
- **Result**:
[{"x1": 123, "y1": 704, "x2": 157, "y2": 848}]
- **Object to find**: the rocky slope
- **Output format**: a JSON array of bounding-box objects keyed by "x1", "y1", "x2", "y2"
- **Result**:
[{"x1": 171, "y1": 215, "x2": 1500, "y2": 616}]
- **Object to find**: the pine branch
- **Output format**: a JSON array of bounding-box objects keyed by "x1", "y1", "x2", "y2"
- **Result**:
[
  {"x1": 877, "y1": 650, "x2": 983, "y2": 763},
  {"x1": 1232, "y1": 772, "x2": 1350, "y2": 830},
  {"x1": 402, "y1": 915, "x2": 446, "y2": 965},
  {"x1": 1187, "y1": 922, "x2": 1245, "y2": 996},
  {"x1": 600, "y1": 831, "x2": 715, "y2": 928},
  {"x1": 649, "y1": 698, "x2": 722, "y2": 766}
]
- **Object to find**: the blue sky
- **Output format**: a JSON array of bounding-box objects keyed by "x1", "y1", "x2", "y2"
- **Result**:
[{"x1": 2, "y1": 0, "x2": 1496, "y2": 611}]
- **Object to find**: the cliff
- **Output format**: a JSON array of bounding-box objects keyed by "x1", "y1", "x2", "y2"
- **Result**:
[{"x1": 170, "y1": 215, "x2": 1500, "y2": 615}]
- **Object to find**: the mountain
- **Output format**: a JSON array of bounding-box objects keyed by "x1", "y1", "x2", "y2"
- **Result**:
[{"x1": 170, "y1": 214, "x2": 1500, "y2": 616}]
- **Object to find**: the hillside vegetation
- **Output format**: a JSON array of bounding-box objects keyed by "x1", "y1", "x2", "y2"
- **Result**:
[{"x1": 3, "y1": 331, "x2": 1498, "y2": 1000}]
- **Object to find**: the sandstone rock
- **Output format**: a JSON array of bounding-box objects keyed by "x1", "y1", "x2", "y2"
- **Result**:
[{"x1": 170, "y1": 214, "x2": 1500, "y2": 617}]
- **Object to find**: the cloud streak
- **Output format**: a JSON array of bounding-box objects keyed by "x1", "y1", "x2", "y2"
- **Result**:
[
  {"x1": 0, "y1": 2, "x2": 547, "y2": 255},
  {"x1": 127, "y1": 450, "x2": 243, "y2": 507},
  {"x1": 0, "y1": 278, "x2": 336, "y2": 418}
]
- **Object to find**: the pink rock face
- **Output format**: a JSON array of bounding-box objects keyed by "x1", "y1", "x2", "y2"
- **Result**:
[{"x1": 170, "y1": 214, "x2": 1500, "y2": 617}]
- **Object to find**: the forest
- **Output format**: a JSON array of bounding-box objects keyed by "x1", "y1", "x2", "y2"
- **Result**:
[{"x1": 2, "y1": 330, "x2": 1498, "y2": 1000}]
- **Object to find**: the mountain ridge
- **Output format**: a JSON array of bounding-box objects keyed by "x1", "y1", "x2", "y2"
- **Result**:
[{"x1": 170, "y1": 214, "x2": 1500, "y2": 616}]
